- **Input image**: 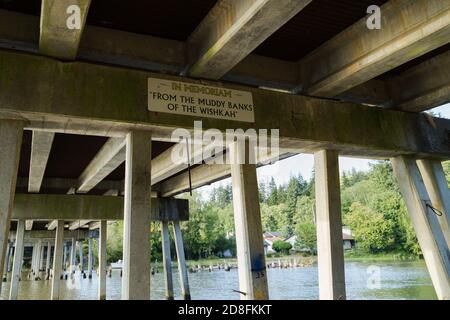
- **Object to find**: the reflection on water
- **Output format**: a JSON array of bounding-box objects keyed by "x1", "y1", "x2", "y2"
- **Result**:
[{"x1": 0, "y1": 260, "x2": 436, "y2": 300}]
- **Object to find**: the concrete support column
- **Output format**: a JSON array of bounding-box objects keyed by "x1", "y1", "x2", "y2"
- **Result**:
[
  {"x1": 173, "y1": 221, "x2": 191, "y2": 300},
  {"x1": 51, "y1": 220, "x2": 64, "y2": 300},
  {"x1": 122, "y1": 131, "x2": 152, "y2": 300},
  {"x1": 230, "y1": 140, "x2": 269, "y2": 300},
  {"x1": 34, "y1": 240, "x2": 42, "y2": 279},
  {"x1": 314, "y1": 149, "x2": 346, "y2": 300},
  {"x1": 0, "y1": 120, "x2": 24, "y2": 286},
  {"x1": 46, "y1": 241, "x2": 52, "y2": 280},
  {"x1": 39, "y1": 243, "x2": 45, "y2": 271},
  {"x1": 30, "y1": 243, "x2": 37, "y2": 277},
  {"x1": 88, "y1": 238, "x2": 93, "y2": 279},
  {"x1": 98, "y1": 220, "x2": 107, "y2": 300},
  {"x1": 392, "y1": 157, "x2": 450, "y2": 300},
  {"x1": 62, "y1": 243, "x2": 67, "y2": 270},
  {"x1": 9, "y1": 220, "x2": 25, "y2": 300},
  {"x1": 417, "y1": 160, "x2": 450, "y2": 247},
  {"x1": 161, "y1": 221, "x2": 174, "y2": 300},
  {"x1": 2, "y1": 242, "x2": 11, "y2": 282},
  {"x1": 79, "y1": 240, "x2": 84, "y2": 272},
  {"x1": 70, "y1": 238, "x2": 75, "y2": 273}
]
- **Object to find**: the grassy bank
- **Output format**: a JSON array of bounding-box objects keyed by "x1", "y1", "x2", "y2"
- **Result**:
[{"x1": 344, "y1": 250, "x2": 420, "y2": 262}]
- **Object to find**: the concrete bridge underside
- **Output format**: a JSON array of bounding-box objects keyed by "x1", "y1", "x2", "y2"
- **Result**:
[{"x1": 0, "y1": 0, "x2": 449, "y2": 300}]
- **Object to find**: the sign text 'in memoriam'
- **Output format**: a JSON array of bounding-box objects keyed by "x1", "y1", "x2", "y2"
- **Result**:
[{"x1": 148, "y1": 78, "x2": 255, "y2": 122}]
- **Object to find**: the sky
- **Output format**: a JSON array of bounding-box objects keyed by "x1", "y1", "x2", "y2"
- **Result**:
[{"x1": 196, "y1": 103, "x2": 450, "y2": 196}]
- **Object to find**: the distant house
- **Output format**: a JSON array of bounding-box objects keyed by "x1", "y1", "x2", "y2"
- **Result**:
[
  {"x1": 263, "y1": 231, "x2": 283, "y2": 254},
  {"x1": 342, "y1": 226, "x2": 355, "y2": 250},
  {"x1": 263, "y1": 227, "x2": 356, "y2": 255}
]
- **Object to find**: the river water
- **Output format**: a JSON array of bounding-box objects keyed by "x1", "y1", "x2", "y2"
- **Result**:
[{"x1": 0, "y1": 260, "x2": 436, "y2": 300}]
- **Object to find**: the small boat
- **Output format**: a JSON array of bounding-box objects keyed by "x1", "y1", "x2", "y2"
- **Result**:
[{"x1": 110, "y1": 260, "x2": 123, "y2": 269}]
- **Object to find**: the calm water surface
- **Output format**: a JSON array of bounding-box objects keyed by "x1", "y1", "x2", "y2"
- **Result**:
[{"x1": 0, "y1": 260, "x2": 436, "y2": 300}]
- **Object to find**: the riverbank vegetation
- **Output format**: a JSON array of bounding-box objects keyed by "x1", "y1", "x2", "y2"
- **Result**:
[{"x1": 103, "y1": 160, "x2": 450, "y2": 263}]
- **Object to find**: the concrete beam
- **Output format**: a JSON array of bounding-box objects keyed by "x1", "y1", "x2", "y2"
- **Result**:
[
  {"x1": 39, "y1": 0, "x2": 91, "y2": 60},
  {"x1": 28, "y1": 131, "x2": 55, "y2": 193},
  {"x1": 25, "y1": 220, "x2": 34, "y2": 231},
  {"x1": 159, "y1": 152, "x2": 295, "y2": 197},
  {"x1": 77, "y1": 138, "x2": 126, "y2": 193},
  {"x1": 46, "y1": 220, "x2": 58, "y2": 231},
  {"x1": 186, "y1": 0, "x2": 311, "y2": 79},
  {"x1": 2, "y1": 51, "x2": 450, "y2": 159},
  {"x1": 18, "y1": 177, "x2": 123, "y2": 193},
  {"x1": 0, "y1": 9, "x2": 299, "y2": 92},
  {"x1": 299, "y1": 0, "x2": 450, "y2": 98},
  {"x1": 68, "y1": 220, "x2": 91, "y2": 230},
  {"x1": 12, "y1": 194, "x2": 189, "y2": 221},
  {"x1": 9, "y1": 229, "x2": 89, "y2": 241},
  {"x1": 392, "y1": 156, "x2": 450, "y2": 300},
  {"x1": 0, "y1": 120, "x2": 24, "y2": 287},
  {"x1": 387, "y1": 50, "x2": 450, "y2": 112}
]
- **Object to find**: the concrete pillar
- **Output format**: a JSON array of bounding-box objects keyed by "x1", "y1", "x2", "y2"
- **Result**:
[
  {"x1": 46, "y1": 241, "x2": 52, "y2": 280},
  {"x1": 51, "y1": 220, "x2": 65, "y2": 300},
  {"x1": 34, "y1": 240, "x2": 42, "y2": 279},
  {"x1": 62, "y1": 242, "x2": 67, "y2": 270},
  {"x1": 2, "y1": 242, "x2": 11, "y2": 282},
  {"x1": 122, "y1": 131, "x2": 152, "y2": 300},
  {"x1": 98, "y1": 220, "x2": 107, "y2": 300},
  {"x1": 9, "y1": 220, "x2": 25, "y2": 300},
  {"x1": 88, "y1": 238, "x2": 93, "y2": 278},
  {"x1": 161, "y1": 221, "x2": 174, "y2": 300},
  {"x1": 0, "y1": 120, "x2": 24, "y2": 286},
  {"x1": 314, "y1": 149, "x2": 346, "y2": 300},
  {"x1": 417, "y1": 160, "x2": 450, "y2": 247},
  {"x1": 70, "y1": 238, "x2": 75, "y2": 273},
  {"x1": 39, "y1": 243, "x2": 45, "y2": 270},
  {"x1": 230, "y1": 140, "x2": 269, "y2": 300},
  {"x1": 79, "y1": 240, "x2": 84, "y2": 272},
  {"x1": 30, "y1": 243, "x2": 37, "y2": 277},
  {"x1": 173, "y1": 221, "x2": 191, "y2": 300},
  {"x1": 392, "y1": 157, "x2": 450, "y2": 300}
]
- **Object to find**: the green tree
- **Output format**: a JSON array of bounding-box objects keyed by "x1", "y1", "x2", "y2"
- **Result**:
[
  {"x1": 344, "y1": 202, "x2": 396, "y2": 253},
  {"x1": 266, "y1": 177, "x2": 279, "y2": 206},
  {"x1": 272, "y1": 240, "x2": 292, "y2": 255}
]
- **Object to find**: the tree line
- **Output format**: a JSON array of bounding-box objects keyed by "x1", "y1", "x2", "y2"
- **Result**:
[{"x1": 104, "y1": 161, "x2": 450, "y2": 262}]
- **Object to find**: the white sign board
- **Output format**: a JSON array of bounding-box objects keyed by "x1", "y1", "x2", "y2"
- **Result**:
[{"x1": 148, "y1": 78, "x2": 255, "y2": 123}]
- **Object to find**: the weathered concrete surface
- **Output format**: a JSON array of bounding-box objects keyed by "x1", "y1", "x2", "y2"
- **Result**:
[
  {"x1": 122, "y1": 131, "x2": 152, "y2": 300},
  {"x1": 1, "y1": 51, "x2": 450, "y2": 159},
  {"x1": 0, "y1": 120, "x2": 24, "y2": 288},
  {"x1": 0, "y1": 9, "x2": 299, "y2": 93},
  {"x1": 98, "y1": 220, "x2": 107, "y2": 300},
  {"x1": 299, "y1": 0, "x2": 450, "y2": 97},
  {"x1": 28, "y1": 131, "x2": 55, "y2": 192},
  {"x1": 230, "y1": 141, "x2": 268, "y2": 300},
  {"x1": 417, "y1": 160, "x2": 450, "y2": 248},
  {"x1": 39, "y1": 0, "x2": 91, "y2": 60},
  {"x1": 315, "y1": 150, "x2": 346, "y2": 300},
  {"x1": 187, "y1": 0, "x2": 311, "y2": 79},
  {"x1": 12, "y1": 194, "x2": 188, "y2": 221},
  {"x1": 392, "y1": 156, "x2": 450, "y2": 300},
  {"x1": 387, "y1": 50, "x2": 450, "y2": 112},
  {"x1": 51, "y1": 220, "x2": 64, "y2": 300},
  {"x1": 173, "y1": 221, "x2": 191, "y2": 300},
  {"x1": 9, "y1": 220, "x2": 25, "y2": 300},
  {"x1": 77, "y1": 138, "x2": 126, "y2": 193},
  {"x1": 161, "y1": 221, "x2": 174, "y2": 300}
]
